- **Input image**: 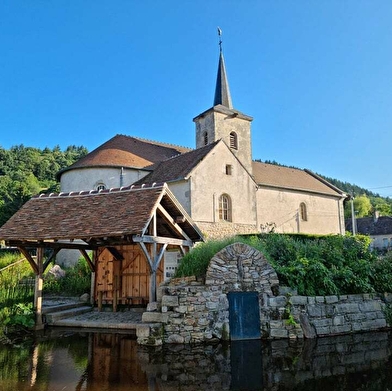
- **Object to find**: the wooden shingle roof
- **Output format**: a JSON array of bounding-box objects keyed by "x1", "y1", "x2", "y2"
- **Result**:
[
  {"x1": 0, "y1": 184, "x2": 203, "y2": 247},
  {"x1": 57, "y1": 134, "x2": 191, "y2": 179},
  {"x1": 252, "y1": 161, "x2": 346, "y2": 198}
]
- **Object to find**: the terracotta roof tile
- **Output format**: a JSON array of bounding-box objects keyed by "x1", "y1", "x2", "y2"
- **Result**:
[
  {"x1": 252, "y1": 161, "x2": 344, "y2": 197},
  {"x1": 57, "y1": 134, "x2": 192, "y2": 179},
  {"x1": 0, "y1": 184, "x2": 202, "y2": 242}
]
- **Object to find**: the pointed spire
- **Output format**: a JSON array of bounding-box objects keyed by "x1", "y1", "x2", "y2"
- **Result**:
[{"x1": 213, "y1": 28, "x2": 233, "y2": 109}]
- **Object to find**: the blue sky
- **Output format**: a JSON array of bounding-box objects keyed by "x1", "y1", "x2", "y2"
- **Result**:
[{"x1": 1, "y1": 1, "x2": 392, "y2": 196}]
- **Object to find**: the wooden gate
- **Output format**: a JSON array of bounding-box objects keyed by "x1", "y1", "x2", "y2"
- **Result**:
[{"x1": 95, "y1": 245, "x2": 163, "y2": 308}]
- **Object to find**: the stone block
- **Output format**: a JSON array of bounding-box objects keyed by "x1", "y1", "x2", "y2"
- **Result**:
[
  {"x1": 175, "y1": 305, "x2": 188, "y2": 314},
  {"x1": 162, "y1": 295, "x2": 179, "y2": 307},
  {"x1": 142, "y1": 312, "x2": 169, "y2": 323},
  {"x1": 167, "y1": 334, "x2": 185, "y2": 343},
  {"x1": 299, "y1": 313, "x2": 316, "y2": 338},
  {"x1": 269, "y1": 320, "x2": 284, "y2": 328},
  {"x1": 312, "y1": 318, "x2": 332, "y2": 328},
  {"x1": 290, "y1": 296, "x2": 308, "y2": 305},
  {"x1": 347, "y1": 294, "x2": 363, "y2": 301},
  {"x1": 307, "y1": 304, "x2": 324, "y2": 317},
  {"x1": 269, "y1": 296, "x2": 287, "y2": 307},
  {"x1": 315, "y1": 296, "x2": 325, "y2": 303},
  {"x1": 206, "y1": 301, "x2": 218, "y2": 310},
  {"x1": 359, "y1": 301, "x2": 382, "y2": 312},
  {"x1": 325, "y1": 295, "x2": 339, "y2": 304},
  {"x1": 269, "y1": 328, "x2": 288, "y2": 338},
  {"x1": 334, "y1": 303, "x2": 359, "y2": 314},
  {"x1": 136, "y1": 324, "x2": 151, "y2": 338},
  {"x1": 147, "y1": 301, "x2": 159, "y2": 312},
  {"x1": 314, "y1": 326, "x2": 331, "y2": 335},
  {"x1": 332, "y1": 315, "x2": 345, "y2": 326},
  {"x1": 363, "y1": 319, "x2": 387, "y2": 329}
]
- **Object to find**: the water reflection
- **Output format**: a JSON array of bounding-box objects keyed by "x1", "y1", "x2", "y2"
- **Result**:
[{"x1": 1, "y1": 329, "x2": 392, "y2": 390}]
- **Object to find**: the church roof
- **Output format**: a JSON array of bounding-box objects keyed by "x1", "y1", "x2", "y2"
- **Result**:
[
  {"x1": 134, "y1": 141, "x2": 220, "y2": 185},
  {"x1": 252, "y1": 161, "x2": 346, "y2": 197},
  {"x1": 0, "y1": 183, "x2": 203, "y2": 245},
  {"x1": 214, "y1": 50, "x2": 233, "y2": 108},
  {"x1": 57, "y1": 134, "x2": 191, "y2": 179}
]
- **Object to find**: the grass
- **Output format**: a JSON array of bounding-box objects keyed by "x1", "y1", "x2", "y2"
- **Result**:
[{"x1": 0, "y1": 251, "x2": 91, "y2": 343}]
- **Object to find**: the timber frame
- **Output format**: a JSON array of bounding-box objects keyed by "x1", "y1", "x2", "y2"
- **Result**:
[{"x1": 0, "y1": 183, "x2": 203, "y2": 328}]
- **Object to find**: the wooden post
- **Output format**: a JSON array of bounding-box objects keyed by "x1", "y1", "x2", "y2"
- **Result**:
[
  {"x1": 149, "y1": 270, "x2": 157, "y2": 304},
  {"x1": 113, "y1": 275, "x2": 118, "y2": 313},
  {"x1": 34, "y1": 248, "x2": 44, "y2": 330},
  {"x1": 98, "y1": 291, "x2": 103, "y2": 312}
]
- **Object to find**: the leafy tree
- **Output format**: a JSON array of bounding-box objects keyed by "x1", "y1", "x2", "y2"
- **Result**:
[
  {"x1": 0, "y1": 144, "x2": 88, "y2": 226},
  {"x1": 353, "y1": 195, "x2": 373, "y2": 218}
]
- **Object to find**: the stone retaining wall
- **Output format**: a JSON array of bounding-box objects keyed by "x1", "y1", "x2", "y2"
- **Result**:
[{"x1": 137, "y1": 243, "x2": 392, "y2": 345}]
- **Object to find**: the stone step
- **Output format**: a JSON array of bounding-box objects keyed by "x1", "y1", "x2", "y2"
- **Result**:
[
  {"x1": 42, "y1": 302, "x2": 87, "y2": 315},
  {"x1": 44, "y1": 306, "x2": 93, "y2": 324}
]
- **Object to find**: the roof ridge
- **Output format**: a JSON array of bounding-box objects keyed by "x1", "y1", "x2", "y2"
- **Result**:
[
  {"x1": 119, "y1": 134, "x2": 192, "y2": 151},
  {"x1": 35, "y1": 183, "x2": 166, "y2": 199}
]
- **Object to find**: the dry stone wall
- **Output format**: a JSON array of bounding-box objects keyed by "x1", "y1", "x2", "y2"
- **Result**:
[{"x1": 137, "y1": 243, "x2": 391, "y2": 345}]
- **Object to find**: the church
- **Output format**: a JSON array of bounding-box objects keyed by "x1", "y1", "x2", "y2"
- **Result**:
[
  {"x1": 58, "y1": 47, "x2": 348, "y2": 240},
  {"x1": 0, "y1": 43, "x2": 350, "y2": 309}
]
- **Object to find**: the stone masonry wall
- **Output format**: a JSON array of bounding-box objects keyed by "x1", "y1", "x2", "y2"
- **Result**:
[{"x1": 137, "y1": 243, "x2": 391, "y2": 345}]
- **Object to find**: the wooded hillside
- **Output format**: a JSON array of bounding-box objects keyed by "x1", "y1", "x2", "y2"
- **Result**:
[{"x1": 0, "y1": 145, "x2": 88, "y2": 226}]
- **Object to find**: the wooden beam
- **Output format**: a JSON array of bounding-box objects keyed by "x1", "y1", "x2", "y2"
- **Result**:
[
  {"x1": 17, "y1": 247, "x2": 38, "y2": 274},
  {"x1": 156, "y1": 204, "x2": 191, "y2": 241},
  {"x1": 138, "y1": 242, "x2": 168, "y2": 303},
  {"x1": 139, "y1": 242, "x2": 154, "y2": 271},
  {"x1": 79, "y1": 249, "x2": 95, "y2": 272},
  {"x1": 34, "y1": 248, "x2": 44, "y2": 330},
  {"x1": 43, "y1": 248, "x2": 60, "y2": 272},
  {"x1": 107, "y1": 247, "x2": 124, "y2": 261},
  {"x1": 132, "y1": 235, "x2": 193, "y2": 247},
  {"x1": 9, "y1": 240, "x2": 95, "y2": 250}
]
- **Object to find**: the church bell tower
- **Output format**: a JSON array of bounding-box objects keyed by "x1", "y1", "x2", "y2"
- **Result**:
[{"x1": 193, "y1": 30, "x2": 253, "y2": 173}]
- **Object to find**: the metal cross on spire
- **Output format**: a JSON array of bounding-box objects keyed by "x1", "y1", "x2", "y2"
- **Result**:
[{"x1": 218, "y1": 27, "x2": 223, "y2": 52}]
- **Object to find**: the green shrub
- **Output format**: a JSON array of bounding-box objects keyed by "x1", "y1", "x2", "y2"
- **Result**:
[
  {"x1": 43, "y1": 258, "x2": 91, "y2": 296},
  {"x1": 175, "y1": 233, "x2": 386, "y2": 296},
  {"x1": 175, "y1": 237, "x2": 242, "y2": 278}
]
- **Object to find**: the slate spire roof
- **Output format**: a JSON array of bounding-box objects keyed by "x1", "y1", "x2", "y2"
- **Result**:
[{"x1": 213, "y1": 50, "x2": 233, "y2": 109}]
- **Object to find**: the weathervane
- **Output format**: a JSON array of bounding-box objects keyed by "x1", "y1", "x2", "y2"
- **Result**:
[{"x1": 218, "y1": 27, "x2": 222, "y2": 52}]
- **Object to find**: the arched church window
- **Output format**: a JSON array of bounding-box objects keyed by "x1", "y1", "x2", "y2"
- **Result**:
[
  {"x1": 229, "y1": 132, "x2": 238, "y2": 150},
  {"x1": 300, "y1": 203, "x2": 307, "y2": 221},
  {"x1": 204, "y1": 132, "x2": 208, "y2": 146},
  {"x1": 219, "y1": 194, "x2": 232, "y2": 222}
]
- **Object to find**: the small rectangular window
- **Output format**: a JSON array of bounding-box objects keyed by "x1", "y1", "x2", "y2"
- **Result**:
[{"x1": 225, "y1": 165, "x2": 232, "y2": 175}]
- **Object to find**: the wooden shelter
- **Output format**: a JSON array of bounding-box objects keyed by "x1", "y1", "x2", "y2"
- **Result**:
[{"x1": 0, "y1": 183, "x2": 203, "y2": 327}]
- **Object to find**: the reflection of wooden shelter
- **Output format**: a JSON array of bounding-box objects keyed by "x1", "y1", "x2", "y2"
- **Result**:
[{"x1": 0, "y1": 183, "x2": 203, "y2": 327}]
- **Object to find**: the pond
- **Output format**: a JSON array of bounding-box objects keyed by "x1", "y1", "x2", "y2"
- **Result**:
[{"x1": 1, "y1": 329, "x2": 392, "y2": 390}]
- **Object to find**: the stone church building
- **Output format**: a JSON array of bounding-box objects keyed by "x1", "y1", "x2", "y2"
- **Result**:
[{"x1": 58, "y1": 49, "x2": 347, "y2": 240}]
